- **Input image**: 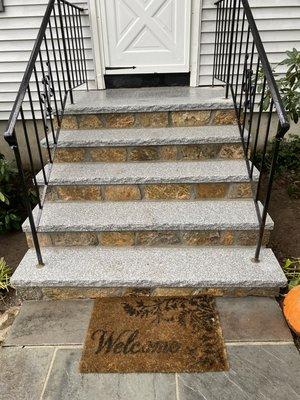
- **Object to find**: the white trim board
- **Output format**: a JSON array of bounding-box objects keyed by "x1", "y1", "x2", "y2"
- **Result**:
[{"x1": 88, "y1": 0, "x2": 106, "y2": 89}]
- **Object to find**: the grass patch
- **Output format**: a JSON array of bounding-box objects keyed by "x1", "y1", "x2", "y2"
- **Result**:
[
  {"x1": 283, "y1": 258, "x2": 300, "y2": 291},
  {"x1": 0, "y1": 257, "x2": 12, "y2": 292}
]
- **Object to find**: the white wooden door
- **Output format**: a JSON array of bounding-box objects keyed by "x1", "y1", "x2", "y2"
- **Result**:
[{"x1": 100, "y1": 0, "x2": 192, "y2": 74}]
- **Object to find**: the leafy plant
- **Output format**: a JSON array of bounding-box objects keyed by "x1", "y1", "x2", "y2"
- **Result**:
[
  {"x1": 0, "y1": 154, "x2": 22, "y2": 232},
  {"x1": 287, "y1": 178, "x2": 300, "y2": 199},
  {"x1": 278, "y1": 48, "x2": 300, "y2": 124},
  {"x1": 254, "y1": 134, "x2": 300, "y2": 173},
  {"x1": 253, "y1": 135, "x2": 300, "y2": 198},
  {"x1": 0, "y1": 258, "x2": 12, "y2": 292},
  {"x1": 283, "y1": 258, "x2": 300, "y2": 291},
  {"x1": 0, "y1": 153, "x2": 37, "y2": 233},
  {"x1": 258, "y1": 48, "x2": 300, "y2": 124}
]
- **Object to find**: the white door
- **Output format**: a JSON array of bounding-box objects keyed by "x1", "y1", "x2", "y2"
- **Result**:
[{"x1": 100, "y1": 0, "x2": 192, "y2": 74}]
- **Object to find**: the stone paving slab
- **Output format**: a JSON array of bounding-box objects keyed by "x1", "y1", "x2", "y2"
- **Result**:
[
  {"x1": 177, "y1": 344, "x2": 300, "y2": 400},
  {"x1": 4, "y1": 297, "x2": 292, "y2": 348},
  {"x1": 216, "y1": 297, "x2": 293, "y2": 342},
  {"x1": 5, "y1": 300, "x2": 93, "y2": 346},
  {"x1": 0, "y1": 299, "x2": 299, "y2": 400},
  {"x1": 0, "y1": 347, "x2": 54, "y2": 400},
  {"x1": 42, "y1": 348, "x2": 177, "y2": 400}
]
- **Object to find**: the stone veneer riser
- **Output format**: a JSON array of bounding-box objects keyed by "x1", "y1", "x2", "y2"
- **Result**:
[
  {"x1": 26, "y1": 229, "x2": 270, "y2": 248},
  {"x1": 44, "y1": 182, "x2": 254, "y2": 202},
  {"x1": 54, "y1": 143, "x2": 244, "y2": 163},
  {"x1": 59, "y1": 109, "x2": 237, "y2": 130},
  {"x1": 16, "y1": 286, "x2": 280, "y2": 301}
]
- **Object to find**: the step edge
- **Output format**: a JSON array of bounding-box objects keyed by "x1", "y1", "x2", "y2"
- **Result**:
[
  {"x1": 42, "y1": 136, "x2": 242, "y2": 149},
  {"x1": 64, "y1": 102, "x2": 235, "y2": 115},
  {"x1": 11, "y1": 281, "x2": 287, "y2": 289},
  {"x1": 41, "y1": 177, "x2": 254, "y2": 186},
  {"x1": 23, "y1": 221, "x2": 274, "y2": 233}
]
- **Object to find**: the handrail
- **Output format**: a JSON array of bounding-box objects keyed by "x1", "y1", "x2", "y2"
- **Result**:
[
  {"x1": 241, "y1": 0, "x2": 290, "y2": 137},
  {"x1": 5, "y1": 0, "x2": 56, "y2": 144},
  {"x1": 213, "y1": 0, "x2": 290, "y2": 261},
  {"x1": 3, "y1": 0, "x2": 87, "y2": 265},
  {"x1": 4, "y1": 0, "x2": 85, "y2": 144}
]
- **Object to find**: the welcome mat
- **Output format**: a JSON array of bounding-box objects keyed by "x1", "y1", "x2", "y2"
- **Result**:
[{"x1": 80, "y1": 296, "x2": 228, "y2": 373}]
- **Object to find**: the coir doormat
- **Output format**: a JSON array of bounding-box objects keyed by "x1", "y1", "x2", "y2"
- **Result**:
[{"x1": 80, "y1": 296, "x2": 228, "y2": 373}]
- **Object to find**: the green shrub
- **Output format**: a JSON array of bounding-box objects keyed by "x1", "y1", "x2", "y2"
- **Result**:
[
  {"x1": 0, "y1": 153, "x2": 37, "y2": 233},
  {"x1": 278, "y1": 48, "x2": 300, "y2": 124},
  {"x1": 255, "y1": 49, "x2": 300, "y2": 199},
  {"x1": 254, "y1": 135, "x2": 300, "y2": 173},
  {"x1": 258, "y1": 48, "x2": 300, "y2": 124},
  {"x1": 253, "y1": 135, "x2": 300, "y2": 198},
  {"x1": 0, "y1": 258, "x2": 12, "y2": 292}
]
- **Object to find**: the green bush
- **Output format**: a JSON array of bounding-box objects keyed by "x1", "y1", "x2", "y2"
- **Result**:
[
  {"x1": 254, "y1": 135, "x2": 300, "y2": 173},
  {"x1": 253, "y1": 135, "x2": 300, "y2": 198},
  {"x1": 0, "y1": 257, "x2": 12, "y2": 292},
  {"x1": 0, "y1": 153, "x2": 37, "y2": 233},
  {"x1": 0, "y1": 154, "x2": 22, "y2": 232},
  {"x1": 278, "y1": 48, "x2": 300, "y2": 124},
  {"x1": 258, "y1": 48, "x2": 300, "y2": 124}
]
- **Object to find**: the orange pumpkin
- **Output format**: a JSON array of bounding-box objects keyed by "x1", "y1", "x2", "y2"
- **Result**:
[{"x1": 283, "y1": 285, "x2": 300, "y2": 335}]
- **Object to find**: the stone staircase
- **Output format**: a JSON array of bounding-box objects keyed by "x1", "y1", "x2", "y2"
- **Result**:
[{"x1": 11, "y1": 87, "x2": 287, "y2": 300}]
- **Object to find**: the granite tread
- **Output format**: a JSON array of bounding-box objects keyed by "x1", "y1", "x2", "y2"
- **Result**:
[
  {"x1": 23, "y1": 200, "x2": 273, "y2": 232},
  {"x1": 11, "y1": 247, "x2": 286, "y2": 288},
  {"x1": 37, "y1": 160, "x2": 256, "y2": 186},
  {"x1": 52, "y1": 125, "x2": 241, "y2": 148},
  {"x1": 64, "y1": 87, "x2": 233, "y2": 114}
]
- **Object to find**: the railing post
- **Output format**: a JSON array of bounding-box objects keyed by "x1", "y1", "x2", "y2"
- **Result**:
[
  {"x1": 11, "y1": 131, "x2": 45, "y2": 267},
  {"x1": 254, "y1": 129, "x2": 282, "y2": 262},
  {"x1": 225, "y1": 0, "x2": 237, "y2": 98},
  {"x1": 57, "y1": 0, "x2": 74, "y2": 104},
  {"x1": 212, "y1": 3, "x2": 219, "y2": 86},
  {"x1": 4, "y1": 0, "x2": 88, "y2": 266},
  {"x1": 214, "y1": 0, "x2": 291, "y2": 263}
]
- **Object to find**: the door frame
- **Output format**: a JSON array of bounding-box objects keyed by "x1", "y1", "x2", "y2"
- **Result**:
[{"x1": 88, "y1": 0, "x2": 203, "y2": 89}]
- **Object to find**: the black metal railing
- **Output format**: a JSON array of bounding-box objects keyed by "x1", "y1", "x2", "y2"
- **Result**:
[
  {"x1": 4, "y1": 0, "x2": 87, "y2": 265},
  {"x1": 213, "y1": 0, "x2": 290, "y2": 261}
]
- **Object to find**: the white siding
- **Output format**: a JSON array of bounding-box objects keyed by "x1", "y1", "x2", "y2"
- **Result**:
[
  {"x1": 199, "y1": 0, "x2": 300, "y2": 85},
  {"x1": 0, "y1": 0, "x2": 300, "y2": 121},
  {"x1": 0, "y1": 0, "x2": 94, "y2": 120}
]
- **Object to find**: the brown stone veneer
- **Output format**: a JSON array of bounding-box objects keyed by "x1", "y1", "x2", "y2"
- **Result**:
[
  {"x1": 26, "y1": 229, "x2": 270, "y2": 248},
  {"x1": 16, "y1": 286, "x2": 279, "y2": 301},
  {"x1": 60, "y1": 109, "x2": 237, "y2": 130},
  {"x1": 45, "y1": 182, "x2": 253, "y2": 202},
  {"x1": 55, "y1": 143, "x2": 244, "y2": 163}
]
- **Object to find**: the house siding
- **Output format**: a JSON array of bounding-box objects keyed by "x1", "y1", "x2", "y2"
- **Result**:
[
  {"x1": 0, "y1": 0, "x2": 93, "y2": 121},
  {"x1": 0, "y1": 0, "x2": 300, "y2": 120},
  {"x1": 199, "y1": 0, "x2": 300, "y2": 85}
]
